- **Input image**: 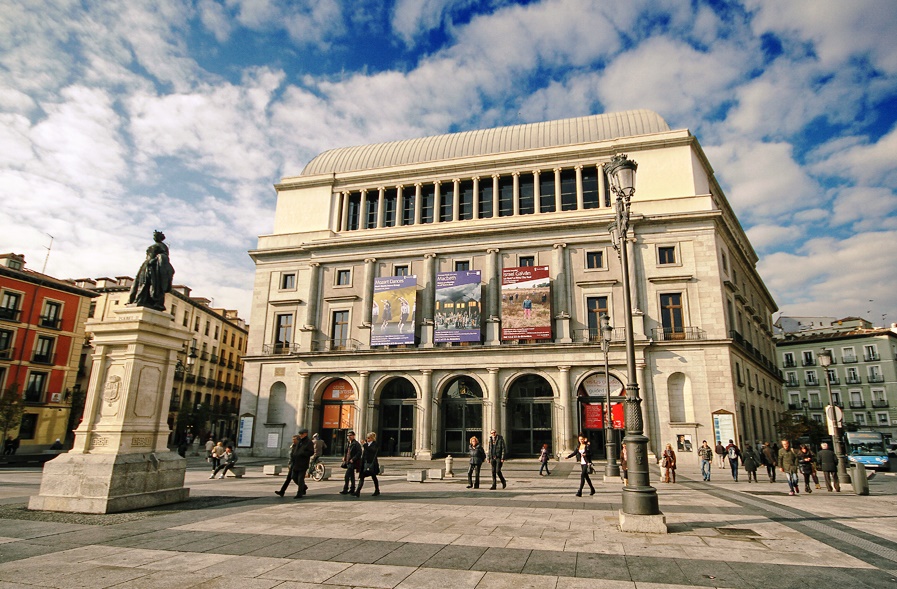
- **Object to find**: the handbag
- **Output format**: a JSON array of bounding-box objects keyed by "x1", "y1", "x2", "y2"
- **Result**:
[
  {"x1": 340, "y1": 461, "x2": 348, "y2": 469},
  {"x1": 362, "y1": 462, "x2": 376, "y2": 476}
]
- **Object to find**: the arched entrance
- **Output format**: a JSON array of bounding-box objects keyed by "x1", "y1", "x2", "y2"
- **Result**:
[
  {"x1": 320, "y1": 379, "x2": 355, "y2": 457},
  {"x1": 507, "y1": 374, "x2": 553, "y2": 456},
  {"x1": 379, "y1": 378, "x2": 416, "y2": 457},
  {"x1": 441, "y1": 377, "x2": 483, "y2": 454},
  {"x1": 577, "y1": 372, "x2": 625, "y2": 459}
]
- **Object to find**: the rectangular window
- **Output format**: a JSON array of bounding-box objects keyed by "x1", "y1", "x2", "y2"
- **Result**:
[
  {"x1": 0, "y1": 291, "x2": 22, "y2": 321},
  {"x1": 24, "y1": 371, "x2": 48, "y2": 403},
  {"x1": 394, "y1": 265, "x2": 409, "y2": 276},
  {"x1": 331, "y1": 310, "x2": 349, "y2": 349},
  {"x1": 539, "y1": 171, "x2": 555, "y2": 213},
  {"x1": 32, "y1": 335, "x2": 54, "y2": 364},
  {"x1": 658, "y1": 246, "x2": 676, "y2": 265},
  {"x1": 846, "y1": 367, "x2": 860, "y2": 384},
  {"x1": 785, "y1": 371, "x2": 797, "y2": 386},
  {"x1": 275, "y1": 314, "x2": 293, "y2": 350},
  {"x1": 365, "y1": 193, "x2": 378, "y2": 229},
  {"x1": 842, "y1": 347, "x2": 857, "y2": 362},
  {"x1": 336, "y1": 269, "x2": 351, "y2": 286},
  {"x1": 205, "y1": 321, "x2": 210, "y2": 336},
  {"x1": 498, "y1": 176, "x2": 514, "y2": 217},
  {"x1": 459, "y1": 180, "x2": 474, "y2": 220},
  {"x1": 783, "y1": 352, "x2": 795, "y2": 368},
  {"x1": 560, "y1": 169, "x2": 577, "y2": 210},
  {"x1": 281, "y1": 273, "x2": 296, "y2": 290},
  {"x1": 40, "y1": 300, "x2": 62, "y2": 329},
  {"x1": 586, "y1": 251, "x2": 603, "y2": 269},
  {"x1": 831, "y1": 390, "x2": 841, "y2": 406},
  {"x1": 454, "y1": 261, "x2": 470, "y2": 272},
  {"x1": 721, "y1": 251, "x2": 729, "y2": 275},
  {"x1": 518, "y1": 173, "x2": 535, "y2": 215},
  {"x1": 478, "y1": 179, "x2": 494, "y2": 218},
  {"x1": 877, "y1": 412, "x2": 889, "y2": 425},
  {"x1": 0, "y1": 328, "x2": 12, "y2": 358},
  {"x1": 519, "y1": 256, "x2": 535, "y2": 267},
  {"x1": 804, "y1": 371, "x2": 818, "y2": 386},
  {"x1": 384, "y1": 188, "x2": 397, "y2": 227},
  {"x1": 347, "y1": 192, "x2": 361, "y2": 230},
  {"x1": 864, "y1": 344, "x2": 879, "y2": 361},
  {"x1": 660, "y1": 293, "x2": 684, "y2": 339},
  {"x1": 194, "y1": 317, "x2": 200, "y2": 332},
  {"x1": 855, "y1": 412, "x2": 866, "y2": 425},
  {"x1": 420, "y1": 184, "x2": 435, "y2": 224},
  {"x1": 439, "y1": 183, "x2": 453, "y2": 222},
  {"x1": 88, "y1": 300, "x2": 97, "y2": 318},
  {"x1": 802, "y1": 350, "x2": 815, "y2": 366},
  {"x1": 401, "y1": 188, "x2": 415, "y2": 226},
  {"x1": 586, "y1": 296, "x2": 609, "y2": 342},
  {"x1": 18, "y1": 414, "x2": 38, "y2": 439},
  {"x1": 582, "y1": 167, "x2": 599, "y2": 209}
]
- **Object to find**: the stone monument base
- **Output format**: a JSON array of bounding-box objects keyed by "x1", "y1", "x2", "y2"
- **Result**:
[
  {"x1": 28, "y1": 451, "x2": 188, "y2": 514},
  {"x1": 618, "y1": 510, "x2": 668, "y2": 534}
]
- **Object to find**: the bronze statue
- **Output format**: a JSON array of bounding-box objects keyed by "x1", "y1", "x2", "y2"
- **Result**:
[{"x1": 128, "y1": 230, "x2": 174, "y2": 311}]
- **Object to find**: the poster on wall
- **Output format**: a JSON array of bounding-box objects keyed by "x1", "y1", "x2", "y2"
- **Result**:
[
  {"x1": 435, "y1": 271, "x2": 481, "y2": 343},
  {"x1": 237, "y1": 415, "x2": 254, "y2": 447},
  {"x1": 371, "y1": 275, "x2": 417, "y2": 346},
  {"x1": 713, "y1": 412, "x2": 736, "y2": 445},
  {"x1": 582, "y1": 403, "x2": 625, "y2": 429},
  {"x1": 500, "y1": 265, "x2": 551, "y2": 340}
]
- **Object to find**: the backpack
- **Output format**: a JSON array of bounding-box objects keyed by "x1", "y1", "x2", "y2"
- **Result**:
[{"x1": 727, "y1": 446, "x2": 737, "y2": 460}]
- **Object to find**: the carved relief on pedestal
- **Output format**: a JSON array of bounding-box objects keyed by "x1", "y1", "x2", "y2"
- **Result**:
[{"x1": 100, "y1": 372, "x2": 123, "y2": 417}]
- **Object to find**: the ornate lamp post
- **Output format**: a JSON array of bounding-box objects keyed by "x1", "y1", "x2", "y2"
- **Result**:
[
  {"x1": 605, "y1": 154, "x2": 661, "y2": 522},
  {"x1": 601, "y1": 314, "x2": 620, "y2": 478},
  {"x1": 818, "y1": 350, "x2": 851, "y2": 484}
]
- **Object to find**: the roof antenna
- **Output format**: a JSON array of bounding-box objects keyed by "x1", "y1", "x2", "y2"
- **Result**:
[{"x1": 41, "y1": 233, "x2": 54, "y2": 274}]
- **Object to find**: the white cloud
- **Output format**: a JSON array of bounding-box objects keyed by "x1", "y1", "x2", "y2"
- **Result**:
[
  {"x1": 391, "y1": 0, "x2": 467, "y2": 45},
  {"x1": 744, "y1": 223, "x2": 799, "y2": 253},
  {"x1": 831, "y1": 186, "x2": 897, "y2": 232},
  {"x1": 811, "y1": 123, "x2": 897, "y2": 187}
]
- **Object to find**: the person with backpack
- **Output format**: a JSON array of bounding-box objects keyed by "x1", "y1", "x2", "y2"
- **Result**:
[{"x1": 725, "y1": 439, "x2": 741, "y2": 481}]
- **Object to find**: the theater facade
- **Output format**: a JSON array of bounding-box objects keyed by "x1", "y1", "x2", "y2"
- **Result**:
[{"x1": 239, "y1": 109, "x2": 784, "y2": 461}]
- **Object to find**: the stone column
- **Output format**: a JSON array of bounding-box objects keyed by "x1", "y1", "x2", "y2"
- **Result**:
[
  {"x1": 376, "y1": 187, "x2": 385, "y2": 228},
  {"x1": 452, "y1": 178, "x2": 460, "y2": 222},
  {"x1": 360, "y1": 258, "x2": 376, "y2": 347},
  {"x1": 357, "y1": 370, "x2": 370, "y2": 435},
  {"x1": 340, "y1": 192, "x2": 350, "y2": 231},
  {"x1": 298, "y1": 372, "x2": 311, "y2": 431},
  {"x1": 492, "y1": 175, "x2": 500, "y2": 218},
  {"x1": 417, "y1": 369, "x2": 433, "y2": 460},
  {"x1": 299, "y1": 262, "x2": 321, "y2": 351},
  {"x1": 512, "y1": 172, "x2": 520, "y2": 216},
  {"x1": 414, "y1": 183, "x2": 422, "y2": 225},
  {"x1": 359, "y1": 190, "x2": 368, "y2": 229},
  {"x1": 558, "y1": 365, "x2": 575, "y2": 455},
  {"x1": 598, "y1": 163, "x2": 607, "y2": 208},
  {"x1": 552, "y1": 243, "x2": 572, "y2": 343},
  {"x1": 396, "y1": 186, "x2": 404, "y2": 227},
  {"x1": 29, "y1": 307, "x2": 191, "y2": 514},
  {"x1": 554, "y1": 168, "x2": 562, "y2": 212},
  {"x1": 485, "y1": 248, "x2": 501, "y2": 346},
  {"x1": 472, "y1": 177, "x2": 480, "y2": 220},
  {"x1": 575, "y1": 165, "x2": 584, "y2": 210},
  {"x1": 533, "y1": 170, "x2": 542, "y2": 214},
  {"x1": 421, "y1": 253, "x2": 437, "y2": 347},
  {"x1": 434, "y1": 181, "x2": 442, "y2": 223},
  {"x1": 487, "y1": 368, "x2": 501, "y2": 435}
]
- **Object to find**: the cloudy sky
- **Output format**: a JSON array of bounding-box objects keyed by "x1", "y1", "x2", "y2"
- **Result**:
[{"x1": 2, "y1": 0, "x2": 895, "y2": 326}]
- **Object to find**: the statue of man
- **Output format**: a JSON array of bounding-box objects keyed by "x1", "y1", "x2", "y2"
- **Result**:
[{"x1": 128, "y1": 230, "x2": 175, "y2": 311}]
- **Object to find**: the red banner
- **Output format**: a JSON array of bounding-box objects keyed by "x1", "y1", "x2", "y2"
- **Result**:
[{"x1": 583, "y1": 403, "x2": 624, "y2": 429}]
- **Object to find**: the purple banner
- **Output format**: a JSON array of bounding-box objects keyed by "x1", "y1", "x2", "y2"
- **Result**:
[{"x1": 435, "y1": 271, "x2": 482, "y2": 343}]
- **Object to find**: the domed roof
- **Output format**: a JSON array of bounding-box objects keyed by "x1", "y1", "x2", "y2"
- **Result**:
[{"x1": 301, "y1": 109, "x2": 670, "y2": 176}]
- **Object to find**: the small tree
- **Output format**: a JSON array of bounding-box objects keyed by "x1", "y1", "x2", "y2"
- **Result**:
[
  {"x1": 0, "y1": 386, "x2": 25, "y2": 444},
  {"x1": 774, "y1": 414, "x2": 809, "y2": 443}
]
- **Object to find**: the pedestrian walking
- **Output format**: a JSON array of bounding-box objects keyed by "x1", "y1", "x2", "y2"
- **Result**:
[
  {"x1": 715, "y1": 441, "x2": 726, "y2": 468},
  {"x1": 797, "y1": 444, "x2": 816, "y2": 493},
  {"x1": 816, "y1": 442, "x2": 841, "y2": 492},
  {"x1": 467, "y1": 436, "x2": 486, "y2": 488},
  {"x1": 539, "y1": 443, "x2": 551, "y2": 476},
  {"x1": 742, "y1": 445, "x2": 761, "y2": 483},
  {"x1": 620, "y1": 443, "x2": 628, "y2": 485},
  {"x1": 275, "y1": 435, "x2": 302, "y2": 497},
  {"x1": 566, "y1": 434, "x2": 596, "y2": 496},
  {"x1": 487, "y1": 429, "x2": 507, "y2": 490},
  {"x1": 204, "y1": 436, "x2": 215, "y2": 462},
  {"x1": 354, "y1": 432, "x2": 381, "y2": 497},
  {"x1": 340, "y1": 431, "x2": 362, "y2": 495},
  {"x1": 725, "y1": 439, "x2": 741, "y2": 481},
  {"x1": 277, "y1": 429, "x2": 312, "y2": 497},
  {"x1": 209, "y1": 445, "x2": 238, "y2": 479},
  {"x1": 761, "y1": 442, "x2": 777, "y2": 482},
  {"x1": 661, "y1": 443, "x2": 677, "y2": 483},
  {"x1": 698, "y1": 440, "x2": 713, "y2": 481},
  {"x1": 778, "y1": 439, "x2": 800, "y2": 496}
]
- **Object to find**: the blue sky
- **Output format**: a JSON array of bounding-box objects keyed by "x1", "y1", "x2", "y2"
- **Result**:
[{"x1": 2, "y1": 0, "x2": 896, "y2": 325}]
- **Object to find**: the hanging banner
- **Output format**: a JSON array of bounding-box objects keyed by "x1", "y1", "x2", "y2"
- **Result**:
[
  {"x1": 501, "y1": 265, "x2": 551, "y2": 340},
  {"x1": 435, "y1": 271, "x2": 482, "y2": 343},
  {"x1": 372, "y1": 275, "x2": 417, "y2": 346}
]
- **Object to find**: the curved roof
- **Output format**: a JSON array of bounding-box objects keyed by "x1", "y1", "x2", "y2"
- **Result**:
[{"x1": 301, "y1": 109, "x2": 670, "y2": 176}]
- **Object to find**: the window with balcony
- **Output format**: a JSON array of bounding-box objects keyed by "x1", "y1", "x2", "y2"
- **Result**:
[
  {"x1": 274, "y1": 313, "x2": 293, "y2": 352},
  {"x1": 0, "y1": 291, "x2": 22, "y2": 322},
  {"x1": 826, "y1": 368, "x2": 838, "y2": 384},
  {"x1": 783, "y1": 352, "x2": 796, "y2": 368},
  {"x1": 586, "y1": 296, "x2": 609, "y2": 342},
  {"x1": 331, "y1": 310, "x2": 349, "y2": 349},
  {"x1": 0, "y1": 328, "x2": 12, "y2": 359},
  {"x1": 849, "y1": 390, "x2": 864, "y2": 409},
  {"x1": 32, "y1": 335, "x2": 55, "y2": 364},
  {"x1": 39, "y1": 300, "x2": 62, "y2": 329},
  {"x1": 863, "y1": 344, "x2": 879, "y2": 362},
  {"x1": 841, "y1": 347, "x2": 856, "y2": 362},
  {"x1": 846, "y1": 367, "x2": 860, "y2": 384},
  {"x1": 660, "y1": 293, "x2": 684, "y2": 340},
  {"x1": 785, "y1": 371, "x2": 798, "y2": 387},
  {"x1": 871, "y1": 389, "x2": 888, "y2": 408},
  {"x1": 831, "y1": 391, "x2": 842, "y2": 407},
  {"x1": 868, "y1": 366, "x2": 884, "y2": 383},
  {"x1": 802, "y1": 351, "x2": 815, "y2": 366},
  {"x1": 24, "y1": 371, "x2": 48, "y2": 403},
  {"x1": 586, "y1": 251, "x2": 604, "y2": 269}
]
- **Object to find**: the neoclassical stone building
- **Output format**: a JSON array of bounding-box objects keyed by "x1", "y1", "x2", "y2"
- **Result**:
[{"x1": 239, "y1": 109, "x2": 783, "y2": 461}]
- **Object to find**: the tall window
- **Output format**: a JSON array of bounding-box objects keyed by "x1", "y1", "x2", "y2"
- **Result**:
[
  {"x1": 24, "y1": 372, "x2": 48, "y2": 403},
  {"x1": 0, "y1": 291, "x2": 22, "y2": 321},
  {"x1": 421, "y1": 184, "x2": 435, "y2": 224},
  {"x1": 539, "y1": 171, "x2": 555, "y2": 212},
  {"x1": 582, "y1": 167, "x2": 599, "y2": 209},
  {"x1": 498, "y1": 176, "x2": 514, "y2": 217},
  {"x1": 331, "y1": 311, "x2": 349, "y2": 349},
  {"x1": 0, "y1": 329, "x2": 12, "y2": 358},
  {"x1": 32, "y1": 336, "x2": 54, "y2": 364},
  {"x1": 518, "y1": 173, "x2": 535, "y2": 215},
  {"x1": 802, "y1": 351, "x2": 815, "y2": 366},
  {"x1": 439, "y1": 183, "x2": 453, "y2": 222},
  {"x1": 586, "y1": 251, "x2": 603, "y2": 269},
  {"x1": 365, "y1": 194, "x2": 378, "y2": 229},
  {"x1": 586, "y1": 296, "x2": 608, "y2": 342},
  {"x1": 783, "y1": 352, "x2": 795, "y2": 367},
  {"x1": 560, "y1": 169, "x2": 577, "y2": 210},
  {"x1": 478, "y1": 179, "x2": 494, "y2": 218},
  {"x1": 40, "y1": 300, "x2": 62, "y2": 328},
  {"x1": 459, "y1": 180, "x2": 474, "y2": 220},
  {"x1": 275, "y1": 314, "x2": 293, "y2": 350},
  {"x1": 401, "y1": 188, "x2": 415, "y2": 225},
  {"x1": 18, "y1": 414, "x2": 38, "y2": 439},
  {"x1": 384, "y1": 188, "x2": 398, "y2": 227},
  {"x1": 864, "y1": 344, "x2": 878, "y2": 361},
  {"x1": 660, "y1": 293, "x2": 684, "y2": 339},
  {"x1": 347, "y1": 192, "x2": 361, "y2": 230}
]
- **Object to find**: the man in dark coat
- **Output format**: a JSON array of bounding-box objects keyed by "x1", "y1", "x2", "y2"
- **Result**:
[
  {"x1": 289, "y1": 429, "x2": 314, "y2": 498},
  {"x1": 340, "y1": 431, "x2": 362, "y2": 495},
  {"x1": 488, "y1": 429, "x2": 507, "y2": 490},
  {"x1": 275, "y1": 434, "x2": 300, "y2": 497},
  {"x1": 816, "y1": 442, "x2": 840, "y2": 492}
]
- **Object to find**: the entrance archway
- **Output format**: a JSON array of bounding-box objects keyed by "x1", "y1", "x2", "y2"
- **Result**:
[
  {"x1": 507, "y1": 374, "x2": 553, "y2": 456},
  {"x1": 379, "y1": 378, "x2": 416, "y2": 457},
  {"x1": 320, "y1": 379, "x2": 355, "y2": 457},
  {"x1": 577, "y1": 372, "x2": 625, "y2": 460},
  {"x1": 441, "y1": 377, "x2": 483, "y2": 454}
]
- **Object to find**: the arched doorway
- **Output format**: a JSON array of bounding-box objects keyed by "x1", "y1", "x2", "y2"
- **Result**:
[
  {"x1": 577, "y1": 372, "x2": 625, "y2": 459},
  {"x1": 379, "y1": 378, "x2": 416, "y2": 457},
  {"x1": 441, "y1": 377, "x2": 483, "y2": 454},
  {"x1": 320, "y1": 379, "x2": 355, "y2": 457},
  {"x1": 507, "y1": 374, "x2": 553, "y2": 456}
]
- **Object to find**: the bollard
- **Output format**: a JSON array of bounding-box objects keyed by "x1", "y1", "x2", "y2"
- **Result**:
[
  {"x1": 851, "y1": 462, "x2": 869, "y2": 495},
  {"x1": 445, "y1": 454, "x2": 454, "y2": 478}
]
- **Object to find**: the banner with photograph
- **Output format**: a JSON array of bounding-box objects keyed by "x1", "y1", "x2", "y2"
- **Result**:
[
  {"x1": 501, "y1": 265, "x2": 551, "y2": 340},
  {"x1": 372, "y1": 275, "x2": 417, "y2": 346},
  {"x1": 435, "y1": 271, "x2": 482, "y2": 343}
]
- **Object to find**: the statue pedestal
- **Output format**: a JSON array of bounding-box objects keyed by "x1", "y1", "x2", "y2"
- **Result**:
[{"x1": 29, "y1": 307, "x2": 191, "y2": 514}]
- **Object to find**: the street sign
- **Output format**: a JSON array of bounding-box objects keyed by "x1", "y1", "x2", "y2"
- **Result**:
[{"x1": 825, "y1": 404, "x2": 843, "y2": 435}]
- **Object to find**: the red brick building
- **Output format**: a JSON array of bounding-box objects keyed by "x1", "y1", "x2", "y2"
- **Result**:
[{"x1": 0, "y1": 253, "x2": 97, "y2": 451}]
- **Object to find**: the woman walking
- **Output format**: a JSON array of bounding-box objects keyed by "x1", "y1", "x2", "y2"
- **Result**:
[
  {"x1": 742, "y1": 445, "x2": 761, "y2": 483},
  {"x1": 539, "y1": 443, "x2": 551, "y2": 476},
  {"x1": 797, "y1": 444, "x2": 816, "y2": 493},
  {"x1": 661, "y1": 443, "x2": 677, "y2": 483},
  {"x1": 354, "y1": 432, "x2": 381, "y2": 497},
  {"x1": 467, "y1": 436, "x2": 486, "y2": 488},
  {"x1": 566, "y1": 434, "x2": 596, "y2": 497}
]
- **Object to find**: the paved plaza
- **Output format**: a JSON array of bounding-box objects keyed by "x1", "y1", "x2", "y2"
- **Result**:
[{"x1": 0, "y1": 457, "x2": 895, "y2": 589}]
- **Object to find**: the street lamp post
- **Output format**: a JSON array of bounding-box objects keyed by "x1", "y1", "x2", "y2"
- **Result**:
[
  {"x1": 605, "y1": 154, "x2": 661, "y2": 522},
  {"x1": 818, "y1": 350, "x2": 851, "y2": 484},
  {"x1": 601, "y1": 314, "x2": 620, "y2": 478}
]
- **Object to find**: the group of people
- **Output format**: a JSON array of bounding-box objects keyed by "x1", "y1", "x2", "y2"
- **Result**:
[
  {"x1": 777, "y1": 440, "x2": 841, "y2": 495},
  {"x1": 204, "y1": 437, "x2": 237, "y2": 479},
  {"x1": 465, "y1": 430, "x2": 508, "y2": 489}
]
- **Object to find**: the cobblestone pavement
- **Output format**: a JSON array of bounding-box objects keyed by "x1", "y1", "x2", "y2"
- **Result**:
[{"x1": 0, "y1": 457, "x2": 895, "y2": 588}]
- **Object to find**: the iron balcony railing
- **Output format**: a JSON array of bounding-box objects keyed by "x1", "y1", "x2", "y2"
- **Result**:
[
  {"x1": 842, "y1": 355, "x2": 857, "y2": 363},
  {"x1": 574, "y1": 328, "x2": 627, "y2": 344},
  {"x1": 0, "y1": 347, "x2": 13, "y2": 360},
  {"x1": 262, "y1": 342, "x2": 301, "y2": 355},
  {"x1": 31, "y1": 352, "x2": 55, "y2": 365},
  {"x1": 38, "y1": 315, "x2": 61, "y2": 329},
  {"x1": 0, "y1": 307, "x2": 21, "y2": 322},
  {"x1": 651, "y1": 327, "x2": 707, "y2": 341},
  {"x1": 311, "y1": 338, "x2": 363, "y2": 352},
  {"x1": 872, "y1": 399, "x2": 889, "y2": 408},
  {"x1": 849, "y1": 400, "x2": 866, "y2": 409},
  {"x1": 864, "y1": 352, "x2": 880, "y2": 362},
  {"x1": 868, "y1": 374, "x2": 885, "y2": 383}
]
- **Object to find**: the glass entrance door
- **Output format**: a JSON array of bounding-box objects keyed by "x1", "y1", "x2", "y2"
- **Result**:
[
  {"x1": 441, "y1": 377, "x2": 483, "y2": 454},
  {"x1": 380, "y1": 378, "x2": 416, "y2": 457},
  {"x1": 508, "y1": 374, "x2": 553, "y2": 456}
]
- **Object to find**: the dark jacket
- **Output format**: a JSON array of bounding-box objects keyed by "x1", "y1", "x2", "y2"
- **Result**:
[
  {"x1": 761, "y1": 445, "x2": 777, "y2": 466},
  {"x1": 816, "y1": 448, "x2": 839, "y2": 472},
  {"x1": 566, "y1": 444, "x2": 593, "y2": 463},
  {"x1": 488, "y1": 434, "x2": 506, "y2": 461},
  {"x1": 797, "y1": 450, "x2": 816, "y2": 474},
  {"x1": 344, "y1": 438, "x2": 362, "y2": 470},
  {"x1": 360, "y1": 440, "x2": 380, "y2": 474},
  {"x1": 290, "y1": 436, "x2": 313, "y2": 471},
  {"x1": 725, "y1": 443, "x2": 741, "y2": 463},
  {"x1": 469, "y1": 443, "x2": 486, "y2": 465},
  {"x1": 778, "y1": 447, "x2": 799, "y2": 473},
  {"x1": 742, "y1": 447, "x2": 761, "y2": 471}
]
